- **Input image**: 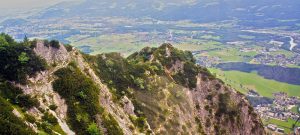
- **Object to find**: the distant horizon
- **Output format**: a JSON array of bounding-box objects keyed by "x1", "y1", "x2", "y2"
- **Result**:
[{"x1": 0, "y1": 0, "x2": 78, "y2": 16}]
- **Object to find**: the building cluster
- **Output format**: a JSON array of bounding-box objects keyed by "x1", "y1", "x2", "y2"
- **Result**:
[
  {"x1": 251, "y1": 92, "x2": 300, "y2": 134},
  {"x1": 253, "y1": 53, "x2": 300, "y2": 66},
  {"x1": 239, "y1": 47, "x2": 259, "y2": 53},
  {"x1": 255, "y1": 92, "x2": 299, "y2": 121},
  {"x1": 195, "y1": 55, "x2": 220, "y2": 67},
  {"x1": 267, "y1": 124, "x2": 284, "y2": 134}
]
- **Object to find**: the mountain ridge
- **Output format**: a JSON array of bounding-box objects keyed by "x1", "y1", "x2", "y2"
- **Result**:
[{"x1": 0, "y1": 34, "x2": 265, "y2": 134}]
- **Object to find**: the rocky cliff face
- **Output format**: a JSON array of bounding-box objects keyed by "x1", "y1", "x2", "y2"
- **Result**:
[
  {"x1": 124, "y1": 44, "x2": 265, "y2": 135},
  {"x1": 2, "y1": 40, "x2": 265, "y2": 135}
]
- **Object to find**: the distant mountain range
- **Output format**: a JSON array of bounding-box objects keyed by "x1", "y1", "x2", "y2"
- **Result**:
[
  {"x1": 2, "y1": 0, "x2": 300, "y2": 32},
  {"x1": 31, "y1": 0, "x2": 300, "y2": 26}
]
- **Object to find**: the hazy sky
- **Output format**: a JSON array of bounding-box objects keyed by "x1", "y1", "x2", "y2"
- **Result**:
[{"x1": 0, "y1": 0, "x2": 65, "y2": 9}]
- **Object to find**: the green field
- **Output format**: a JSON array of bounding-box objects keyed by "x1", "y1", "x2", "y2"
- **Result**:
[
  {"x1": 67, "y1": 33, "x2": 162, "y2": 56},
  {"x1": 173, "y1": 41, "x2": 223, "y2": 52},
  {"x1": 238, "y1": 35, "x2": 255, "y2": 39},
  {"x1": 200, "y1": 35, "x2": 221, "y2": 40},
  {"x1": 67, "y1": 33, "x2": 228, "y2": 57},
  {"x1": 67, "y1": 32, "x2": 264, "y2": 65},
  {"x1": 291, "y1": 106, "x2": 299, "y2": 114},
  {"x1": 264, "y1": 118, "x2": 300, "y2": 134},
  {"x1": 209, "y1": 68, "x2": 300, "y2": 98}
]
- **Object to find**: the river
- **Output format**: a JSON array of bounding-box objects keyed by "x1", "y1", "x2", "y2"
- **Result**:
[{"x1": 289, "y1": 36, "x2": 297, "y2": 51}]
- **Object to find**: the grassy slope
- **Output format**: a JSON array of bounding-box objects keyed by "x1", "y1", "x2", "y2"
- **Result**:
[{"x1": 209, "y1": 68, "x2": 300, "y2": 98}]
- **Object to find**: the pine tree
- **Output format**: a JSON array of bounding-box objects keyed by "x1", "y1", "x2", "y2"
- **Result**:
[{"x1": 23, "y1": 35, "x2": 30, "y2": 47}]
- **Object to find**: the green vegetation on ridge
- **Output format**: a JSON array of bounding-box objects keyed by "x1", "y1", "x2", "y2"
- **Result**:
[
  {"x1": 0, "y1": 34, "x2": 50, "y2": 135},
  {"x1": 52, "y1": 62, "x2": 123, "y2": 135},
  {"x1": 0, "y1": 33, "x2": 47, "y2": 83},
  {"x1": 0, "y1": 81, "x2": 39, "y2": 109},
  {"x1": 0, "y1": 97, "x2": 37, "y2": 135}
]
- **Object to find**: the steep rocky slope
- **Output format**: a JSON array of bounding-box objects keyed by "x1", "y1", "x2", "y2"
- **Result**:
[
  {"x1": 0, "y1": 35, "x2": 265, "y2": 135},
  {"x1": 124, "y1": 44, "x2": 265, "y2": 135}
]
